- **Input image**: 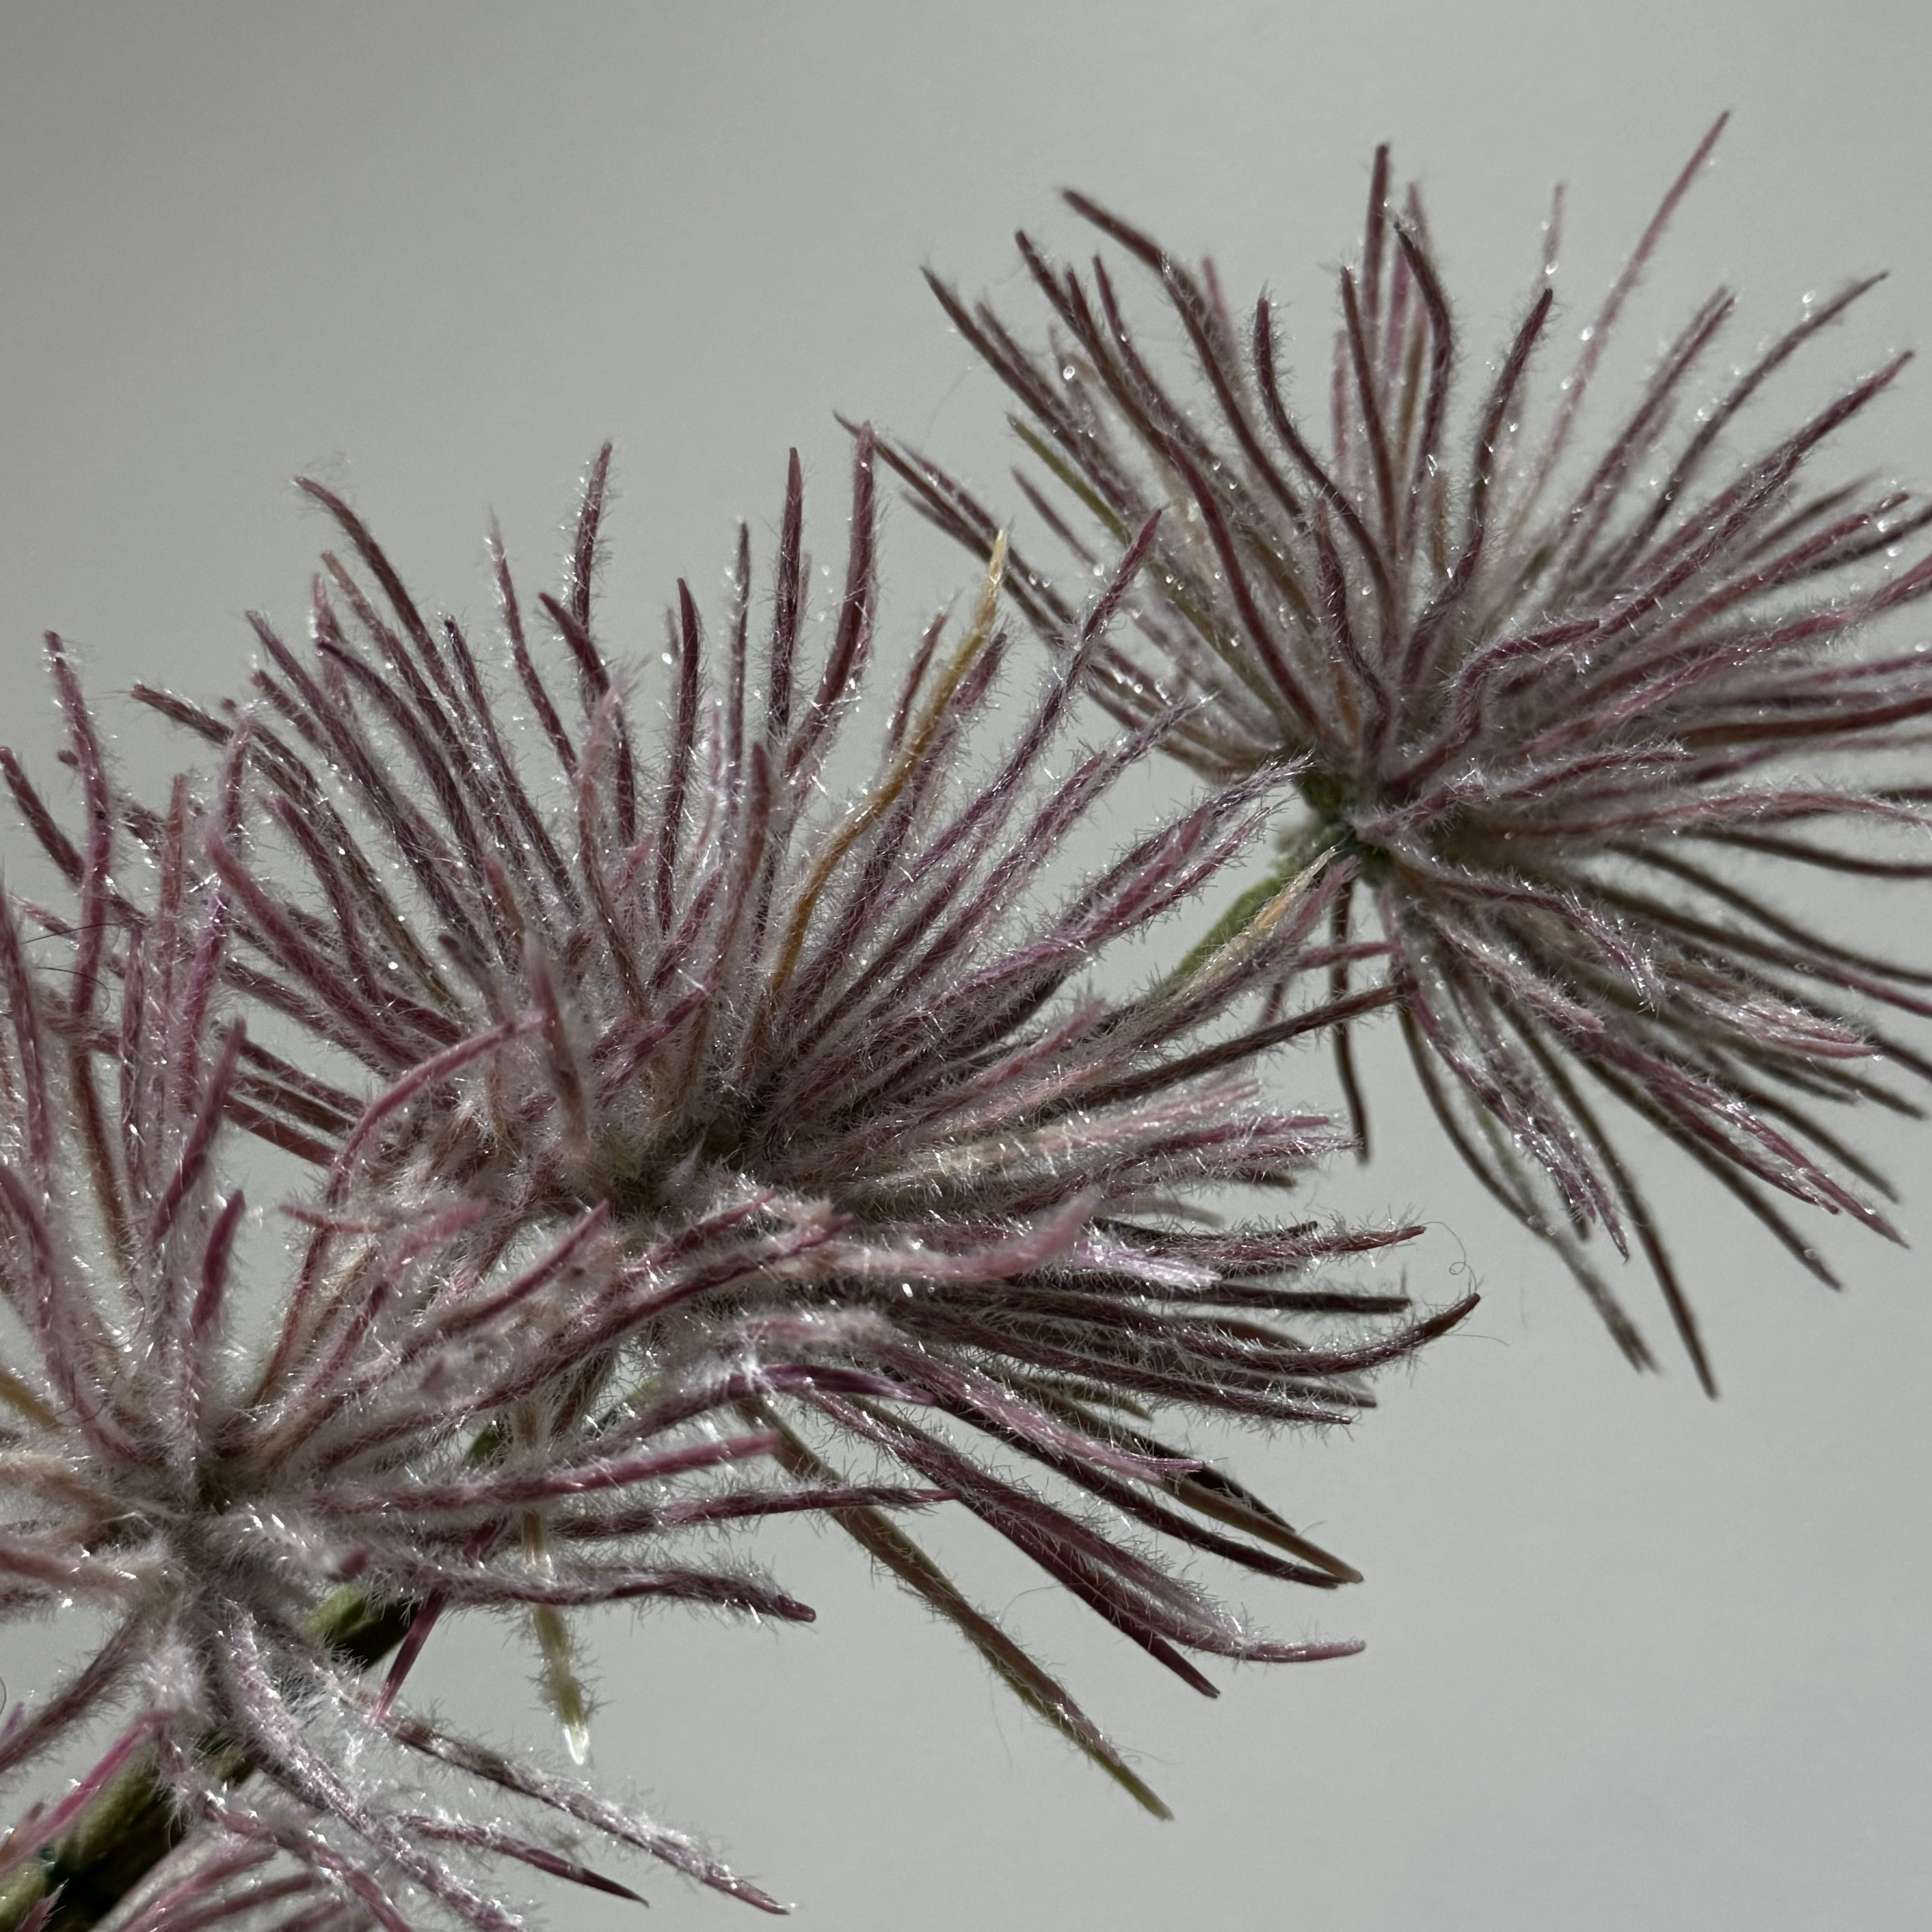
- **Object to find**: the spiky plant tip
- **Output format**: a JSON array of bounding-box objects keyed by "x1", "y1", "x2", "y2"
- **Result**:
[
  {"x1": 0, "y1": 854, "x2": 911, "y2": 1925},
  {"x1": 0, "y1": 428, "x2": 1471, "y2": 1923},
  {"x1": 885, "y1": 118, "x2": 1932, "y2": 1389},
  {"x1": 167, "y1": 428, "x2": 1464, "y2": 1743}
]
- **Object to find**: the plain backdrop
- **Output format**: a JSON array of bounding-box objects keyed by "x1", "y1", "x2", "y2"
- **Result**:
[{"x1": 1, "y1": 5, "x2": 1929, "y2": 1929}]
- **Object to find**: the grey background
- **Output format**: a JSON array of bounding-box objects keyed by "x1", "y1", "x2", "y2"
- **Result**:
[{"x1": 2, "y1": 4, "x2": 1929, "y2": 1928}]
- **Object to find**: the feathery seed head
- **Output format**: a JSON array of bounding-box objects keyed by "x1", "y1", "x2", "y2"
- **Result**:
[
  {"x1": 0, "y1": 430, "x2": 1469, "y2": 1885},
  {"x1": 885, "y1": 119, "x2": 1932, "y2": 1384},
  {"x1": 0, "y1": 754, "x2": 963, "y2": 1924}
]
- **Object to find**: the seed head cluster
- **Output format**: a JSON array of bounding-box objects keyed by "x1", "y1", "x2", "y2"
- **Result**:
[
  {"x1": 883, "y1": 117, "x2": 1932, "y2": 1383},
  {"x1": 2, "y1": 125, "x2": 1928, "y2": 1927},
  {"x1": 0, "y1": 428, "x2": 1461, "y2": 1923},
  {"x1": 0, "y1": 673, "x2": 932, "y2": 1924}
]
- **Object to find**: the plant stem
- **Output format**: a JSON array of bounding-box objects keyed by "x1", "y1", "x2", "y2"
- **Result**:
[{"x1": 1168, "y1": 819, "x2": 1345, "y2": 984}]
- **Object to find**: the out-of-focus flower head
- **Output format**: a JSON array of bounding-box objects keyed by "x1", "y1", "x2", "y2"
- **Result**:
[
  {"x1": 0, "y1": 687, "x2": 963, "y2": 1926},
  {"x1": 2, "y1": 432, "x2": 1471, "y2": 1824},
  {"x1": 882, "y1": 117, "x2": 1932, "y2": 1387}
]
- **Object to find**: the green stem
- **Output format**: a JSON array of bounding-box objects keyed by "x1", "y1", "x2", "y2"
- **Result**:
[{"x1": 1167, "y1": 819, "x2": 1346, "y2": 985}]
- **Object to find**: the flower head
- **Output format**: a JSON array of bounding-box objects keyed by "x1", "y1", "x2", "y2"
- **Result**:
[
  {"x1": 1, "y1": 434, "x2": 1469, "y2": 1837},
  {"x1": 0, "y1": 703, "x2": 969, "y2": 1926},
  {"x1": 884, "y1": 118, "x2": 1932, "y2": 1385}
]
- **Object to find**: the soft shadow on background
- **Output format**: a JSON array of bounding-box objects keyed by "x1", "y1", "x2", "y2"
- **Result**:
[{"x1": 1, "y1": 5, "x2": 1928, "y2": 1927}]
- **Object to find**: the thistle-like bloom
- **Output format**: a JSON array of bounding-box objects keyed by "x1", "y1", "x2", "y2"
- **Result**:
[
  {"x1": 0, "y1": 701, "x2": 971, "y2": 1927},
  {"x1": 9, "y1": 431, "x2": 1475, "y2": 1820},
  {"x1": 883, "y1": 118, "x2": 1932, "y2": 1385}
]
